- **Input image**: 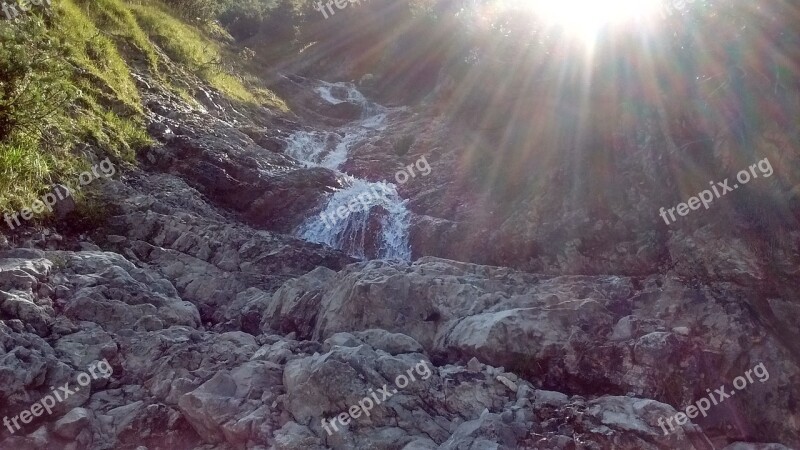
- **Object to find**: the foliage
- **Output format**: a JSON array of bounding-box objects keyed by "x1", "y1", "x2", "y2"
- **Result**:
[
  {"x1": 0, "y1": 18, "x2": 75, "y2": 142},
  {"x1": 153, "y1": 0, "x2": 306, "y2": 43},
  {"x1": 0, "y1": 0, "x2": 151, "y2": 214}
]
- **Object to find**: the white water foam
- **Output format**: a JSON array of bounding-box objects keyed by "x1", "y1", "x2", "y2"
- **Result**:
[
  {"x1": 296, "y1": 176, "x2": 411, "y2": 260},
  {"x1": 287, "y1": 82, "x2": 411, "y2": 260}
]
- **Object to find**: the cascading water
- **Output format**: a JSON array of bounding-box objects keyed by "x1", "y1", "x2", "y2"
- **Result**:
[{"x1": 286, "y1": 81, "x2": 411, "y2": 261}]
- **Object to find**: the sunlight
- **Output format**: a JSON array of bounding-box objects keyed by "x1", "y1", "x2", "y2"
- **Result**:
[{"x1": 525, "y1": 0, "x2": 662, "y2": 44}]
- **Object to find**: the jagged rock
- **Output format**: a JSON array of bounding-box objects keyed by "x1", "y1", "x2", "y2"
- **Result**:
[
  {"x1": 466, "y1": 357, "x2": 482, "y2": 373},
  {"x1": 0, "y1": 58, "x2": 796, "y2": 450},
  {"x1": 49, "y1": 251, "x2": 200, "y2": 332},
  {"x1": 531, "y1": 389, "x2": 569, "y2": 409},
  {"x1": 272, "y1": 422, "x2": 325, "y2": 450},
  {"x1": 177, "y1": 360, "x2": 283, "y2": 444},
  {"x1": 322, "y1": 329, "x2": 425, "y2": 356},
  {"x1": 263, "y1": 256, "x2": 800, "y2": 446},
  {"x1": 54, "y1": 407, "x2": 92, "y2": 439}
]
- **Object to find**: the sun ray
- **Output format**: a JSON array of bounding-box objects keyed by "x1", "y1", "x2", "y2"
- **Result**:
[{"x1": 519, "y1": 0, "x2": 662, "y2": 46}]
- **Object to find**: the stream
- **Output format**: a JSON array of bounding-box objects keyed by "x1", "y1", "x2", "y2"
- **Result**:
[{"x1": 285, "y1": 81, "x2": 412, "y2": 261}]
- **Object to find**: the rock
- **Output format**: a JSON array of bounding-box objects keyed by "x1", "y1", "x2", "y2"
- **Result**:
[
  {"x1": 495, "y1": 375, "x2": 517, "y2": 393},
  {"x1": 323, "y1": 332, "x2": 361, "y2": 350},
  {"x1": 107, "y1": 235, "x2": 127, "y2": 244},
  {"x1": 54, "y1": 408, "x2": 92, "y2": 439},
  {"x1": 722, "y1": 443, "x2": 795, "y2": 450},
  {"x1": 440, "y1": 409, "x2": 513, "y2": 450},
  {"x1": 54, "y1": 251, "x2": 200, "y2": 332},
  {"x1": 79, "y1": 242, "x2": 102, "y2": 251},
  {"x1": 148, "y1": 122, "x2": 175, "y2": 142},
  {"x1": 350, "y1": 329, "x2": 425, "y2": 355},
  {"x1": 610, "y1": 315, "x2": 635, "y2": 341},
  {"x1": 502, "y1": 372, "x2": 518, "y2": 382},
  {"x1": 0, "y1": 63, "x2": 796, "y2": 450},
  {"x1": 672, "y1": 326, "x2": 690, "y2": 336},
  {"x1": 359, "y1": 73, "x2": 375, "y2": 88},
  {"x1": 178, "y1": 361, "x2": 282, "y2": 444},
  {"x1": 134, "y1": 315, "x2": 165, "y2": 331},
  {"x1": 51, "y1": 184, "x2": 76, "y2": 219},
  {"x1": 107, "y1": 401, "x2": 145, "y2": 433},
  {"x1": 466, "y1": 357, "x2": 482, "y2": 373},
  {"x1": 272, "y1": 422, "x2": 325, "y2": 450},
  {"x1": 531, "y1": 390, "x2": 569, "y2": 409},
  {"x1": 633, "y1": 332, "x2": 684, "y2": 367}
]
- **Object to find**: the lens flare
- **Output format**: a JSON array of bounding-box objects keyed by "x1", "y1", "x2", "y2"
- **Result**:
[{"x1": 527, "y1": 0, "x2": 662, "y2": 44}]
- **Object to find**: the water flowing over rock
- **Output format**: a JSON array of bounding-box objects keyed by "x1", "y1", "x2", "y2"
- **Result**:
[
  {"x1": 284, "y1": 80, "x2": 412, "y2": 261},
  {"x1": 0, "y1": 33, "x2": 798, "y2": 450}
]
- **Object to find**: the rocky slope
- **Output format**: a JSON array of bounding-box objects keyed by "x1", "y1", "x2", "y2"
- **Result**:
[{"x1": 1, "y1": 34, "x2": 799, "y2": 450}]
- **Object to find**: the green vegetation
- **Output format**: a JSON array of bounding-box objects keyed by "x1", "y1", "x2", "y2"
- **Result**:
[
  {"x1": 129, "y1": 1, "x2": 287, "y2": 109},
  {"x1": 72, "y1": 0, "x2": 160, "y2": 71},
  {"x1": 0, "y1": 0, "x2": 289, "y2": 221},
  {"x1": 0, "y1": 16, "x2": 82, "y2": 212}
]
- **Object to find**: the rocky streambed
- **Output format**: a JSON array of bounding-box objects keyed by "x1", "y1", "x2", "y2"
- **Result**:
[{"x1": 0, "y1": 68, "x2": 798, "y2": 450}]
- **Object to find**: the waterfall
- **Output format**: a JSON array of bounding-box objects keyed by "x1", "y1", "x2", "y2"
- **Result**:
[{"x1": 286, "y1": 81, "x2": 411, "y2": 261}]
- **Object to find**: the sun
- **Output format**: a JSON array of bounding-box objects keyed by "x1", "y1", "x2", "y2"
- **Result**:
[{"x1": 527, "y1": 0, "x2": 662, "y2": 44}]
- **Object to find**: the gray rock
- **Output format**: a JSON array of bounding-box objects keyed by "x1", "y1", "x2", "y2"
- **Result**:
[
  {"x1": 54, "y1": 408, "x2": 92, "y2": 439},
  {"x1": 51, "y1": 184, "x2": 76, "y2": 219},
  {"x1": 466, "y1": 357, "x2": 482, "y2": 373}
]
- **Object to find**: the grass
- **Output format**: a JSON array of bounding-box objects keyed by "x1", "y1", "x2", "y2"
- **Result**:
[
  {"x1": 72, "y1": 0, "x2": 160, "y2": 71},
  {"x1": 0, "y1": 139, "x2": 52, "y2": 212},
  {"x1": 0, "y1": 0, "x2": 288, "y2": 224},
  {"x1": 0, "y1": 0, "x2": 147, "y2": 218},
  {"x1": 0, "y1": 127, "x2": 92, "y2": 212},
  {"x1": 130, "y1": 1, "x2": 289, "y2": 110},
  {"x1": 59, "y1": 0, "x2": 143, "y2": 113}
]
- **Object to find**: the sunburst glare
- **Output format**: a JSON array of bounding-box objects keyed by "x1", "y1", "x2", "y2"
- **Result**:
[{"x1": 523, "y1": 0, "x2": 663, "y2": 45}]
